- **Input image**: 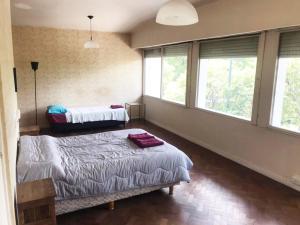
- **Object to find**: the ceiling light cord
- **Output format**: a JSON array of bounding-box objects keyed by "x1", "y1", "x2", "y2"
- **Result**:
[
  {"x1": 90, "y1": 18, "x2": 93, "y2": 41},
  {"x1": 84, "y1": 15, "x2": 99, "y2": 48},
  {"x1": 87, "y1": 15, "x2": 94, "y2": 41}
]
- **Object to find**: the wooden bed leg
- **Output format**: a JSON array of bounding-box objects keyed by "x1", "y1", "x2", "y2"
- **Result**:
[
  {"x1": 108, "y1": 201, "x2": 115, "y2": 210},
  {"x1": 169, "y1": 186, "x2": 174, "y2": 195}
]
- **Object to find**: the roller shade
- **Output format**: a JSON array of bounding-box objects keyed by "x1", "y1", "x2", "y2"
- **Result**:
[
  {"x1": 200, "y1": 35, "x2": 259, "y2": 59},
  {"x1": 163, "y1": 44, "x2": 189, "y2": 57},
  {"x1": 144, "y1": 48, "x2": 161, "y2": 58},
  {"x1": 279, "y1": 31, "x2": 300, "y2": 58}
]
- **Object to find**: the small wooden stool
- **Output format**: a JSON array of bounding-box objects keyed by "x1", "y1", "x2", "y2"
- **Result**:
[{"x1": 17, "y1": 178, "x2": 57, "y2": 225}]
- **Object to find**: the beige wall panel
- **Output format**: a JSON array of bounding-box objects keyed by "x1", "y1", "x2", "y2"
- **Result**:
[
  {"x1": 13, "y1": 26, "x2": 142, "y2": 127},
  {"x1": 132, "y1": 0, "x2": 300, "y2": 48}
]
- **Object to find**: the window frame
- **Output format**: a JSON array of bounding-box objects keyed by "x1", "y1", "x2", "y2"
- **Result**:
[
  {"x1": 142, "y1": 48, "x2": 162, "y2": 99},
  {"x1": 195, "y1": 33, "x2": 264, "y2": 124},
  {"x1": 142, "y1": 43, "x2": 192, "y2": 107},
  {"x1": 268, "y1": 28, "x2": 300, "y2": 135}
]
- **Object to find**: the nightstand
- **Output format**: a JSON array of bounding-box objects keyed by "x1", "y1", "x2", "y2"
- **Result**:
[
  {"x1": 17, "y1": 178, "x2": 57, "y2": 225},
  {"x1": 125, "y1": 102, "x2": 146, "y2": 121},
  {"x1": 20, "y1": 125, "x2": 40, "y2": 136}
]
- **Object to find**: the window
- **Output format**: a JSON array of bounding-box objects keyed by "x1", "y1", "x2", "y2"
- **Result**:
[
  {"x1": 162, "y1": 45, "x2": 188, "y2": 104},
  {"x1": 144, "y1": 44, "x2": 189, "y2": 105},
  {"x1": 144, "y1": 49, "x2": 161, "y2": 98},
  {"x1": 271, "y1": 31, "x2": 300, "y2": 133},
  {"x1": 197, "y1": 36, "x2": 259, "y2": 120}
]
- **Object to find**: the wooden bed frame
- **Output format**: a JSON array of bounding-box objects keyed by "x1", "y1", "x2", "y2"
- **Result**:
[
  {"x1": 107, "y1": 185, "x2": 174, "y2": 210},
  {"x1": 55, "y1": 183, "x2": 178, "y2": 215}
]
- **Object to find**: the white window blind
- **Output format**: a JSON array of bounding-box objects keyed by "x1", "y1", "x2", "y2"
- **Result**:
[
  {"x1": 200, "y1": 35, "x2": 259, "y2": 59},
  {"x1": 163, "y1": 44, "x2": 189, "y2": 57},
  {"x1": 279, "y1": 31, "x2": 300, "y2": 58},
  {"x1": 144, "y1": 48, "x2": 161, "y2": 58}
]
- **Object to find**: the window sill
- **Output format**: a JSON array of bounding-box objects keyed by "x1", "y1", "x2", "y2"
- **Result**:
[
  {"x1": 267, "y1": 125, "x2": 300, "y2": 138},
  {"x1": 143, "y1": 95, "x2": 187, "y2": 108},
  {"x1": 193, "y1": 106, "x2": 254, "y2": 125}
]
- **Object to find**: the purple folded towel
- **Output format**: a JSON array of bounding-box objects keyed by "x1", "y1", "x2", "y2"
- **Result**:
[
  {"x1": 128, "y1": 133, "x2": 154, "y2": 140},
  {"x1": 128, "y1": 132, "x2": 164, "y2": 148},
  {"x1": 111, "y1": 105, "x2": 124, "y2": 109},
  {"x1": 134, "y1": 137, "x2": 164, "y2": 148}
]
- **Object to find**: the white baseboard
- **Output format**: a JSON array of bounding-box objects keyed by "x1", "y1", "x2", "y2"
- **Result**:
[{"x1": 146, "y1": 118, "x2": 300, "y2": 192}]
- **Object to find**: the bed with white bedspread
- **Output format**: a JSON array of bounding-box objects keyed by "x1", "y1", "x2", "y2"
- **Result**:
[
  {"x1": 47, "y1": 106, "x2": 129, "y2": 132},
  {"x1": 65, "y1": 106, "x2": 129, "y2": 123},
  {"x1": 17, "y1": 129, "x2": 193, "y2": 214}
]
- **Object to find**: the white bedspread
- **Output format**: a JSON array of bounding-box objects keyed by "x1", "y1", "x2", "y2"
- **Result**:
[
  {"x1": 17, "y1": 129, "x2": 193, "y2": 200},
  {"x1": 65, "y1": 106, "x2": 129, "y2": 123}
]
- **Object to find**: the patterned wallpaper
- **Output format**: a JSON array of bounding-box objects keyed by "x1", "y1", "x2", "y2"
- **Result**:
[{"x1": 12, "y1": 26, "x2": 142, "y2": 127}]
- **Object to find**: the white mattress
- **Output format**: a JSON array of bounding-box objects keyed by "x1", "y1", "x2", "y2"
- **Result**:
[{"x1": 65, "y1": 106, "x2": 129, "y2": 123}]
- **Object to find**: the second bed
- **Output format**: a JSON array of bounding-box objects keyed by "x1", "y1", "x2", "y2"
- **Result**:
[
  {"x1": 17, "y1": 128, "x2": 193, "y2": 214},
  {"x1": 47, "y1": 106, "x2": 129, "y2": 132}
]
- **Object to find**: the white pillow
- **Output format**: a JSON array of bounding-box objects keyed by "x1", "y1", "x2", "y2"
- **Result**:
[{"x1": 17, "y1": 135, "x2": 65, "y2": 183}]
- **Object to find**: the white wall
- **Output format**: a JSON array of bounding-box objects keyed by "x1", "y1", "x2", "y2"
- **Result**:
[
  {"x1": 133, "y1": 0, "x2": 300, "y2": 191},
  {"x1": 144, "y1": 95, "x2": 300, "y2": 191},
  {"x1": 0, "y1": 0, "x2": 18, "y2": 224},
  {"x1": 132, "y1": 0, "x2": 300, "y2": 48}
]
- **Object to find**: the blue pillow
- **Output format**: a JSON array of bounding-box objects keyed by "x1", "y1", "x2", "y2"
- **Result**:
[{"x1": 47, "y1": 105, "x2": 68, "y2": 114}]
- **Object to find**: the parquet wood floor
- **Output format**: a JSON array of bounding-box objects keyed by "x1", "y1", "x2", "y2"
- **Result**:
[{"x1": 46, "y1": 121, "x2": 300, "y2": 225}]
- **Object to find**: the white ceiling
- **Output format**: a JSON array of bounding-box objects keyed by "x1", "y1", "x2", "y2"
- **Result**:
[{"x1": 11, "y1": 0, "x2": 204, "y2": 33}]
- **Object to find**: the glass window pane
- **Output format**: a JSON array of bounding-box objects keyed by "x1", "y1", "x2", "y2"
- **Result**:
[
  {"x1": 144, "y1": 56, "x2": 161, "y2": 98},
  {"x1": 161, "y1": 53, "x2": 187, "y2": 104},
  {"x1": 272, "y1": 58, "x2": 300, "y2": 132},
  {"x1": 197, "y1": 57, "x2": 257, "y2": 120}
]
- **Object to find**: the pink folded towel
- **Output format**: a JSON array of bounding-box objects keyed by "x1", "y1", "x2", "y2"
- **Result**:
[
  {"x1": 134, "y1": 137, "x2": 164, "y2": 148},
  {"x1": 110, "y1": 105, "x2": 124, "y2": 109},
  {"x1": 128, "y1": 133, "x2": 154, "y2": 140}
]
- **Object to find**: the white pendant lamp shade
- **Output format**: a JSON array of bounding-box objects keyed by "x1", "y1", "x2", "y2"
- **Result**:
[
  {"x1": 84, "y1": 40, "x2": 99, "y2": 49},
  {"x1": 84, "y1": 15, "x2": 99, "y2": 49},
  {"x1": 156, "y1": 0, "x2": 199, "y2": 26}
]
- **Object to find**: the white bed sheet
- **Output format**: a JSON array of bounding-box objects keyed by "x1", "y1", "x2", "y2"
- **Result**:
[{"x1": 65, "y1": 106, "x2": 129, "y2": 123}]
